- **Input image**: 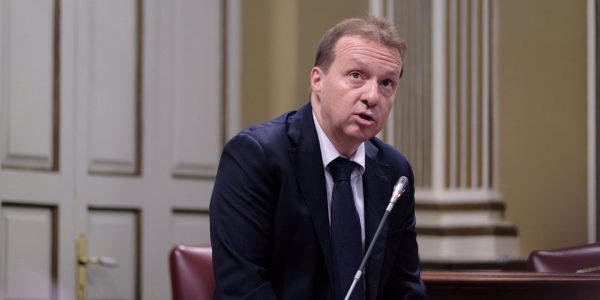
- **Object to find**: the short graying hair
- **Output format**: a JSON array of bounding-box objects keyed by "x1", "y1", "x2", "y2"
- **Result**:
[{"x1": 314, "y1": 16, "x2": 406, "y2": 74}]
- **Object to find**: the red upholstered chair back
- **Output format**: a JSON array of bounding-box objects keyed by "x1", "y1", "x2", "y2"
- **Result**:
[
  {"x1": 527, "y1": 242, "x2": 600, "y2": 273},
  {"x1": 169, "y1": 245, "x2": 215, "y2": 300}
]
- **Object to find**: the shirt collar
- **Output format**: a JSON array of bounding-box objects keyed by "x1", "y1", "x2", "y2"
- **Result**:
[{"x1": 312, "y1": 112, "x2": 365, "y2": 173}]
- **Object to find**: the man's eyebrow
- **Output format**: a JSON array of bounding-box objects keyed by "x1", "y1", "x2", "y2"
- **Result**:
[{"x1": 346, "y1": 58, "x2": 401, "y2": 78}]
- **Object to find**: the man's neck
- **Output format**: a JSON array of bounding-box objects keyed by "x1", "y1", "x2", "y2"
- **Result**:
[{"x1": 312, "y1": 112, "x2": 365, "y2": 169}]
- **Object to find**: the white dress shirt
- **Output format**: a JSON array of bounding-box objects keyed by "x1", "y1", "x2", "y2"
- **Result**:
[{"x1": 313, "y1": 113, "x2": 366, "y2": 245}]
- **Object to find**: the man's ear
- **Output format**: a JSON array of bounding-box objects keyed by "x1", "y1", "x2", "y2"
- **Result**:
[{"x1": 310, "y1": 67, "x2": 323, "y2": 94}]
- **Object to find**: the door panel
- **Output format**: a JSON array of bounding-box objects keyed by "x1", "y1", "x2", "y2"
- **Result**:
[
  {"x1": 0, "y1": 204, "x2": 57, "y2": 300},
  {"x1": 171, "y1": 210, "x2": 211, "y2": 246},
  {"x1": 84, "y1": 0, "x2": 142, "y2": 175},
  {"x1": 87, "y1": 209, "x2": 139, "y2": 300},
  {"x1": 0, "y1": 0, "x2": 58, "y2": 170},
  {"x1": 171, "y1": 0, "x2": 222, "y2": 178}
]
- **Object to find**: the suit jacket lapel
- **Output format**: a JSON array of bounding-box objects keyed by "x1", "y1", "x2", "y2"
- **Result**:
[
  {"x1": 363, "y1": 141, "x2": 392, "y2": 300},
  {"x1": 287, "y1": 104, "x2": 335, "y2": 283},
  {"x1": 287, "y1": 104, "x2": 393, "y2": 298}
]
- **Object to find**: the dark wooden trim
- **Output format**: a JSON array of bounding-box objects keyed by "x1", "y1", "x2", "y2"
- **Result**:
[
  {"x1": 135, "y1": 208, "x2": 141, "y2": 300},
  {"x1": 172, "y1": 208, "x2": 210, "y2": 215},
  {"x1": 50, "y1": 204, "x2": 58, "y2": 300},
  {"x1": 172, "y1": 173, "x2": 217, "y2": 181},
  {"x1": 1, "y1": 200, "x2": 57, "y2": 209},
  {"x1": 423, "y1": 260, "x2": 527, "y2": 271},
  {"x1": 423, "y1": 270, "x2": 600, "y2": 285},
  {"x1": 134, "y1": 0, "x2": 144, "y2": 176},
  {"x1": 52, "y1": 0, "x2": 60, "y2": 172},
  {"x1": 424, "y1": 271, "x2": 600, "y2": 300},
  {"x1": 417, "y1": 225, "x2": 518, "y2": 236},
  {"x1": 416, "y1": 201, "x2": 505, "y2": 211},
  {"x1": 221, "y1": 0, "x2": 228, "y2": 149},
  {"x1": 596, "y1": 0, "x2": 600, "y2": 242},
  {"x1": 45, "y1": 203, "x2": 61, "y2": 300},
  {"x1": 87, "y1": 206, "x2": 140, "y2": 212}
]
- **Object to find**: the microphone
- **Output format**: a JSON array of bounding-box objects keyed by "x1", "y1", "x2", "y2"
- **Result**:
[{"x1": 343, "y1": 176, "x2": 408, "y2": 300}]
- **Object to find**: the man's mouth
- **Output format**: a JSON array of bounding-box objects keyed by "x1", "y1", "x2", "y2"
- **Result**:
[{"x1": 359, "y1": 113, "x2": 374, "y2": 122}]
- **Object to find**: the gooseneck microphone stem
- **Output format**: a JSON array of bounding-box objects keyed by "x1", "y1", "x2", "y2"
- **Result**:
[{"x1": 343, "y1": 176, "x2": 408, "y2": 300}]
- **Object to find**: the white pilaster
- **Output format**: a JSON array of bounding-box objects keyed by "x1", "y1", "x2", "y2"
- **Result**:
[
  {"x1": 390, "y1": 0, "x2": 521, "y2": 265},
  {"x1": 587, "y1": 0, "x2": 597, "y2": 243}
]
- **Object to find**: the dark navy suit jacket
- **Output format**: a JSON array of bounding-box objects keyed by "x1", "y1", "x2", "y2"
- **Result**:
[{"x1": 210, "y1": 103, "x2": 426, "y2": 299}]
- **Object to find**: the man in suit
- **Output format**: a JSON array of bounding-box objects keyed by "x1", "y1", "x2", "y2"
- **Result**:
[{"x1": 210, "y1": 17, "x2": 426, "y2": 299}]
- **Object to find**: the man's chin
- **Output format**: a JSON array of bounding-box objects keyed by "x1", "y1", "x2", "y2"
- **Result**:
[{"x1": 346, "y1": 130, "x2": 379, "y2": 143}]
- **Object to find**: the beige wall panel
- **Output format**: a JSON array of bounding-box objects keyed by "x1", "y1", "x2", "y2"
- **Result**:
[
  {"x1": 86, "y1": 0, "x2": 140, "y2": 175},
  {"x1": 87, "y1": 209, "x2": 138, "y2": 300},
  {"x1": 0, "y1": 0, "x2": 56, "y2": 170},
  {"x1": 1, "y1": 205, "x2": 55, "y2": 300},
  {"x1": 296, "y1": 0, "x2": 369, "y2": 105},
  {"x1": 171, "y1": 210, "x2": 210, "y2": 246},
  {"x1": 497, "y1": 0, "x2": 588, "y2": 254},
  {"x1": 241, "y1": 0, "x2": 367, "y2": 129},
  {"x1": 171, "y1": 0, "x2": 221, "y2": 178}
]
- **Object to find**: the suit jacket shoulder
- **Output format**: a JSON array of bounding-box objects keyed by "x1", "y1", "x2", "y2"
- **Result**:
[{"x1": 210, "y1": 103, "x2": 425, "y2": 299}]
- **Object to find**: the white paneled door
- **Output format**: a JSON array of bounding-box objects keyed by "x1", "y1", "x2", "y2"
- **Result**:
[{"x1": 0, "y1": 0, "x2": 238, "y2": 299}]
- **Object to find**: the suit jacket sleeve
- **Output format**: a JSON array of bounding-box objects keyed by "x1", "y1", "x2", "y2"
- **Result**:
[{"x1": 210, "y1": 132, "x2": 279, "y2": 300}]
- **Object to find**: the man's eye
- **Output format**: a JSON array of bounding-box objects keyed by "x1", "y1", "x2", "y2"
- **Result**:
[
  {"x1": 350, "y1": 72, "x2": 361, "y2": 79},
  {"x1": 381, "y1": 79, "x2": 393, "y2": 87}
]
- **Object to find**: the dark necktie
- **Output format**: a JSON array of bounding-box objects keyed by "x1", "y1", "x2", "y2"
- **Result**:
[{"x1": 329, "y1": 157, "x2": 364, "y2": 300}]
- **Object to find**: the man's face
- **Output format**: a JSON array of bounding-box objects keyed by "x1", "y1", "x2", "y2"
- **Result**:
[{"x1": 311, "y1": 36, "x2": 403, "y2": 156}]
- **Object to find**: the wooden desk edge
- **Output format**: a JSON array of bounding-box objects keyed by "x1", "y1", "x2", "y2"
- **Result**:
[{"x1": 422, "y1": 270, "x2": 600, "y2": 286}]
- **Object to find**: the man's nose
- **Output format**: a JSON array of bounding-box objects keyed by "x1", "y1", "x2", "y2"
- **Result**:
[{"x1": 361, "y1": 80, "x2": 379, "y2": 108}]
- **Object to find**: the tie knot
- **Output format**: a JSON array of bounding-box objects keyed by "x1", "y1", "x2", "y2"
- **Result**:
[{"x1": 329, "y1": 157, "x2": 355, "y2": 182}]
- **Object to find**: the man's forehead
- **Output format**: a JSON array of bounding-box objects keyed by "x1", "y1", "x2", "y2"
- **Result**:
[{"x1": 333, "y1": 36, "x2": 403, "y2": 70}]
